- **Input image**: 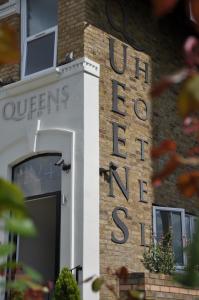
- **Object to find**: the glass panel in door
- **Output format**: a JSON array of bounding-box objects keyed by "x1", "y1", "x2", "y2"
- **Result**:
[{"x1": 18, "y1": 194, "x2": 60, "y2": 282}]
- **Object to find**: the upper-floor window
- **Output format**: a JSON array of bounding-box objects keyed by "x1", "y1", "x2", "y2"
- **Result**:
[{"x1": 21, "y1": 0, "x2": 58, "y2": 77}]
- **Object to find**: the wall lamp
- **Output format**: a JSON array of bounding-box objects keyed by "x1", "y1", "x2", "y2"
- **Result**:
[
  {"x1": 70, "y1": 265, "x2": 82, "y2": 283},
  {"x1": 55, "y1": 158, "x2": 71, "y2": 173}
]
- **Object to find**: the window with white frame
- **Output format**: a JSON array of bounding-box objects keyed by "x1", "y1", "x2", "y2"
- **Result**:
[
  {"x1": 153, "y1": 207, "x2": 198, "y2": 268},
  {"x1": 153, "y1": 207, "x2": 185, "y2": 267},
  {"x1": 153, "y1": 207, "x2": 198, "y2": 267},
  {"x1": 21, "y1": 0, "x2": 58, "y2": 77}
]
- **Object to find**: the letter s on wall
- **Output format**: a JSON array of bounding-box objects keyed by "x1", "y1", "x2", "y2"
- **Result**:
[{"x1": 111, "y1": 206, "x2": 129, "y2": 244}]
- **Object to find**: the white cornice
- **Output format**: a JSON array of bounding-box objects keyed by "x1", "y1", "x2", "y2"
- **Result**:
[
  {"x1": 58, "y1": 58, "x2": 100, "y2": 78},
  {"x1": 0, "y1": 0, "x2": 20, "y2": 19},
  {"x1": 0, "y1": 57, "x2": 100, "y2": 99}
]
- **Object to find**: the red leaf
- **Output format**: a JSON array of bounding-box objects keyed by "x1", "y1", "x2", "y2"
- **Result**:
[
  {"x1": 152, "y1": 0, "x2": 178, "y2": 16},
  {"x1": 150, "y1": 69, "x2": 189, "y2": 98},
  {"x1": 184, "y1": 36, "x2": 199, "y2": 67},
  {"x1": 151, "y1": 140, "x2": 177, "y2": 159},
  {"x1": 177, "y1": 171, "x2": 199, "y2": 197},
  {"x1": 150, "y1": 78, "x2": 173, "y2": 98},
  {"x1": 115, "y1": 266, "x2": 129, "y2": 281},
  {"x1": 152, "y1": 155, "x2": 180, "y2": 186},
  {"x1": 188, "y1": 146, "x2": 199, "y2": 155},
  {"x1": 184, "y1": 122, "x2": 199, "y2": 134},
  {"x1": 190, "y1": 0, "x2": 199, "y2": 25}
]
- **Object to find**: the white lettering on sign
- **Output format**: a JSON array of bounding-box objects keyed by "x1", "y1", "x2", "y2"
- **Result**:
[{"x1": 2, "y1": 85, "x2": 69, "y2": 121}]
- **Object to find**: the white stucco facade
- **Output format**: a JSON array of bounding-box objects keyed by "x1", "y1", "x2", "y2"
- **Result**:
[{"x1": 0, "y1": 57, "x2": 100, "y2": 300}]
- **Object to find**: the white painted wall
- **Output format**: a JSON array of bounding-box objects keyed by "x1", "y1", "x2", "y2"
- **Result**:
[{"x1": 0, "y1": 57, "x2": 100, "y2": 300}]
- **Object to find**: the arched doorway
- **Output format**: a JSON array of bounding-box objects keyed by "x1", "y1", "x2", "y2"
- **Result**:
[{"x1": 12, "y1": 154, "x2": 61, "y2": 283}]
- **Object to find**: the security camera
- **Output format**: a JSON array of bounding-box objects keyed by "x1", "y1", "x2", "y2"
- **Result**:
[{"x1": 55, "y1": 158, "x2": 71, "y2": 173}]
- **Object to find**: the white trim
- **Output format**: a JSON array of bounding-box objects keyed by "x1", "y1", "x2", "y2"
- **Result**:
[
  {"x1": 21, "y1": 0, "x2": 26, "y2": 79},
  {"x1": 0, "y1": 0, "x2": 19, "y2": 19}
]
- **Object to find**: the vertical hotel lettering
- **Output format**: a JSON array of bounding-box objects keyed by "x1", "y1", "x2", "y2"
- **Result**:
[{"x1": 108, "y1": 37, "x2": 150, "y2": 244}]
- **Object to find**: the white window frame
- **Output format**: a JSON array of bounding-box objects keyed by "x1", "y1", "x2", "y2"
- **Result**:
[
  {"x1": 153, "y1": 206, "x2": 186, "y2": 269},
  {"x1": 21, "y1": 0, "x2": 58, "y2": 79}
]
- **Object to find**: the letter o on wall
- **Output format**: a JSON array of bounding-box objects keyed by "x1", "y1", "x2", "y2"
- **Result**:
[
  {"x1": 3, "y1": 102, "x2": 15, "y2": 120},
  {"x1": 134, "y1": 99, "x2": 149, "y2": 121}
]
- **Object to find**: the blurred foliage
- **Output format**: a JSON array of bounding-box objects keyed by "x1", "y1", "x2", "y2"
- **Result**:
[
  {"x1": 0, "y1": 22, "x2": 19, "y2": 64},
  {"x1": 0, "y1": 178, "x2": 48, "y2": 300},
  {"x1": 174, "y1": 219, "x2": 199, "y2": 287},
  {"x1": 84, "y1": 267, "x2": 144, "y2": 300},
  {"x1": 151, "y1": 0, "x2": 199, "y2": 290}
]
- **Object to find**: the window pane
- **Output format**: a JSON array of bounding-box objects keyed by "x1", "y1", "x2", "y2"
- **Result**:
[
  {"x1": 18, "y1": 195, "x2": 59, "y2": 282},
  {"x1": 13, "y1": 155, "x2": 61, "y2": 197},
  {"x1": 27, "y1": 0, "x2": 57, "y2": 36},
  {"x1": 171, "y1": 212, "x2": 184, "y2": 266},
  {"x1": 155, "y1": 209, "x2": 184, "y2": 266},
  {"x1": 185, "y1": 215, "x2": 191, "y2": 244},
  {"x1": 25, "y1": 32, "x2": 55, "y2": 75},
  {"x1": 192, "y1": 218, "x2": 197, "y2": 236},
  {"x1": 156, "y1": 210, "x2": 171, "y2": 240}
]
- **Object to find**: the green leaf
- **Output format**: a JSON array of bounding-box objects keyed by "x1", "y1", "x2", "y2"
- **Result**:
[
  {"x1": 178, "y1": 75, "x2": 199, "y2": 117},
  {"x1": 0, "y1": 243, "x2": 15, "y2": 257},
  {"x1": 92, "y1": 278, "x2": 104, "y2": 292},
  {"x1": 7, "y1": 279, "x2": 27, "y2": 292},
  {"x1": 5, "y1": 217, "x2": 37, "y2": 237},
  {"x1": 0, "y1": 179, "x2": 26, "y2": 216},
  {"x1": 0, "y1": 261, "x2": 21, "y2": 271},
  {"x1": 128, "y1": 290, "x2": 145, "y2": 300},
  {"x1": 23, "y1": 265, "x2": 42, "y2": 283}
]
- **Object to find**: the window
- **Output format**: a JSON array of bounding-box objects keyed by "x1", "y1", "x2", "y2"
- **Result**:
[
  {"x1": 12, "y1": 154, "x2": 61, "y2": 282},
  {"x1": 153, "y1": 207, "x2": 185, "y2": 267},
  {"x1": 153, "y1": 207, "x2": 198, "y2": 268},
  {"x1": 21, "y1": 0, "x2": 58, "y2": 77}
]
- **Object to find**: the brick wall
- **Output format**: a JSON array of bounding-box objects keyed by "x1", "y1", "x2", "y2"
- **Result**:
[
  {"x1": 120, "y1": 273, "x2": 199, "y2": 300},
  {"x1": 57, "y1": 0, "x2": 85, "y2": 64}
]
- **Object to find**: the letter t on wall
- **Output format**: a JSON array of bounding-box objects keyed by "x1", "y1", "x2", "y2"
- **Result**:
[{"x1": 136, "y1": 138, "x2": 148, "y2": 161}]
